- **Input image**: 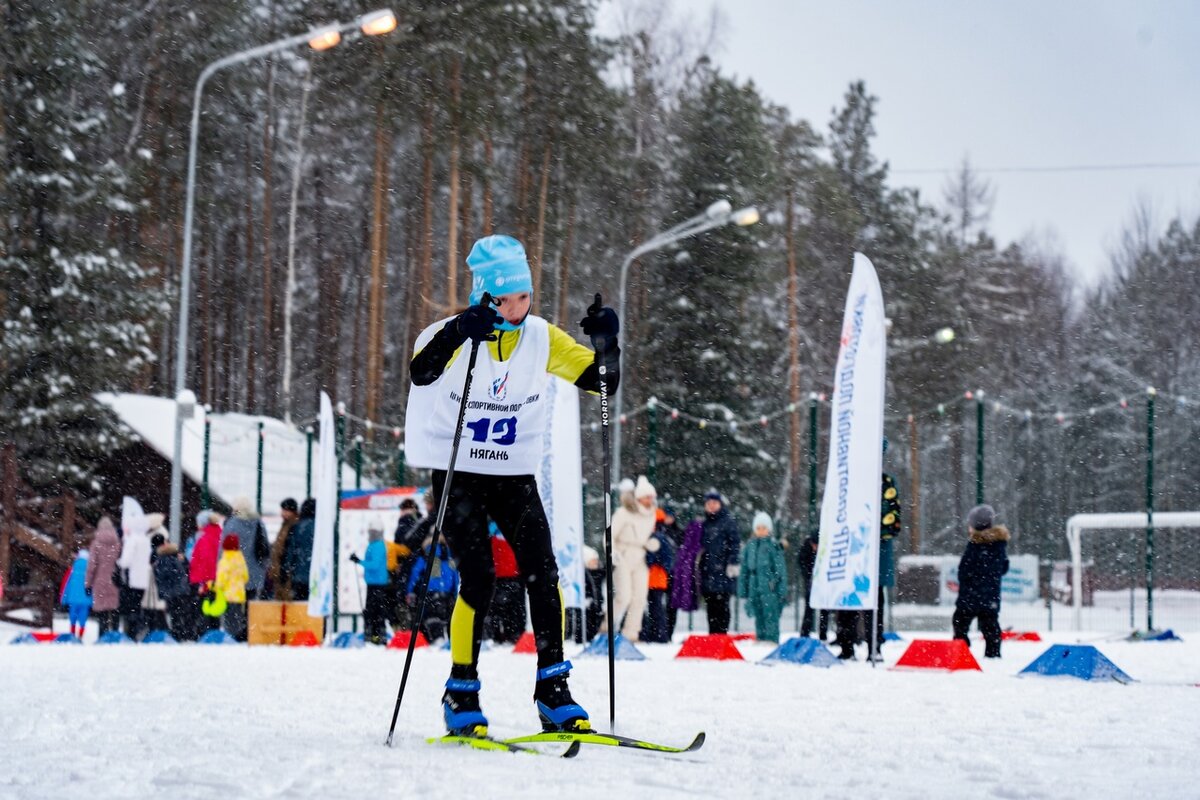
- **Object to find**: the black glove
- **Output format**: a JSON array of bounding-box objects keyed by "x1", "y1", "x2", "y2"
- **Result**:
[
  {"x1": 349, "y1": 553, "x2": 361, "y2": 564},
  {"x1": 580, "y1": 293, "x2": 619, "y2": 352},
  {"x1": 455, "y1": 300, "x2": 502, "y2": 342}
]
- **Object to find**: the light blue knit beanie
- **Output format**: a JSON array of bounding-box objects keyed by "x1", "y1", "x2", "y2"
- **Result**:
[{"x1": 467, "y1": 235, "x2": 533, "y2": 330}]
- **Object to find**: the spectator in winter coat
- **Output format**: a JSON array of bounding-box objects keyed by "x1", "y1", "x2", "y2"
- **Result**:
[
  {"x1": 283, "y1": 499, "x2": 316, "y2": 602},
  {"x1": 835, "y1": 455, "x2": 902, "y2": 660},
  {"x1": 216, "y1": 534, "x2": 250, "y2": 642},
  {"x1": 670, "y1": 520, "x2": 704, "y2": 616},
  {"x1": 392, "y1": 495, "x2": 429, "y2": 629},
  {"x1": 640, "y1": 509, "x2": 676, "y2": 643},
  {"x1": 61, "y1": 549, "x2": 92, "y2": 639},
  {"x1": 118, "y1": 510, "x2": 153, "y2": 639},
  {"x1": 484, "y1": 521, "x2": 526, "y2": 644},
  {"x1": 222, "y1": 496, "x2": 271, "y2": 600},
  {"x1": 152, "y1": 538, "x2": 192, "y2": 641},
  {"x1": 699, "y1": 490, "x2": 740, "y2": 635},
  {"x1": 189, "y1": 511, "x2": 224, "y2": 634},
  {"x1": 85, "y1": 516, "x2": 121, "y2": 636},
  {"x1": 737, "y1": 513, "x2": 789, "y2": 643},
  {"x1": 267, "y1": 498, "x2": 299, "y2": 601},
  {"x1": 606, "y1": 476, "x2": 660, "y2": 642},
  {"x1": 583, "y1": 545, "x2": 605, "y2": 642},
  {"x1": 140, "y1": 528, "x2": 170, "y2": 635},
  {"x1": 952, "y1": 504, "x2": 1011, "y2": 658},
  {"x1": 798, "y1": 533, "x2": 829, "y2": 640},
  {"x1": 351, "y1": 528, "x2": 391, "y2": 644},
  {"x1": 405, "y1": 539, "x2": 459, "y2": 643},
  {"x1": 654, "y1": 506, "x2": 684, "y2": 640}
]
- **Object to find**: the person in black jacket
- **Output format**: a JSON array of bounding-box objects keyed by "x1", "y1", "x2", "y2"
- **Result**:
[
  {"x1": 152, "y1": 539, "x2": 192, "y2": 640},
  {"x1": 798, "y1": 533, "x2": 829, "y2": 640},
  {"x1": 283, "y1": 499, "x2": 316, "y2": 601},
  {"x1": 699, "y1": 490, "x2": 740, "y2": 635},
  {"x1": 952, "y1": 504, "x2": 1010, "y2": 658}
]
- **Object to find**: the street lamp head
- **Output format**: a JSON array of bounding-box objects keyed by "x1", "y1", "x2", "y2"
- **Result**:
[
  {"x1": 731, "y1": 206, "x2": 760, "y2": 227},
  {"x1": 360, "y1": 9, "x2": 398, "y2": 36},
  {"x1": 308, "y1": 26, "x2": 341, "y2": 51},
  {"x1": 933, "y1": 326, "x2": 956, "y2": 345},
  {"x1": 704, "y1": 199, "x2": 732, "y2": 220},
  {"x1": 176, "y1": 389, "x2": 197, "y2": 418}
]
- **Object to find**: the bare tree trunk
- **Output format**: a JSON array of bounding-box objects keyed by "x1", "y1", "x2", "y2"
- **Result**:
[
  {"x1": 785, "y1": 189, "x2": 801, "y2": 518},
  {"x1": 555, "y1": 191, "x2": 576, "y2": 326},
  {"x1": 445, "y1": 56, "x2": 462, "y2": 309},
  {"x1": 351, "y1": 263, "x2": 366, "y2": 418},
  {"x1": 514, "y1": 72, "x2": 534, "y2": 243},
  {"x1": 531, "y1": 140, "x2": 552, "y2": 309},
  {"x1": 314, "y1": 165, "x2": 339, "y2": 402},
  {"x1": 260, "y1": 31, "x2": 278, "y2": 417},
  {"x1": 244, "y1": 133, "x2": 257, "y2": 413},
  {"x1": 482, "y1": 130, "x2": 494, "y2": 234},
  {"x1": 418, "y1": 93, "x2": 435, "y2": 330},
  {"x1": 366, "y1": 94, "x2": 391, "y2": 435},
  {"x1": 460, "y1": 162, "x2": 474, "y2": 282}
]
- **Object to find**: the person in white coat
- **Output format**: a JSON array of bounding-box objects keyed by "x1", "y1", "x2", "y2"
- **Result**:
[
  {"x1": 117, "y1": 510, "x2": 152, "y2": 639},
  {"x1": 606, "y1": 475, "x2": 660, "y2": 642}
]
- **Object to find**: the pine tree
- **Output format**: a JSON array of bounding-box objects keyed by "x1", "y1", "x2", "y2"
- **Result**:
[
  {"x1": 0, "y1": 1, "x2": 164, "y2": 493},
  {"x1": 640, "y1": 70, "x2": 776, "y2": 515}
]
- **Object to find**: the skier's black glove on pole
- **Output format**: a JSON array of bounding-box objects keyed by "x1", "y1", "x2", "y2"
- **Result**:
[
  {"x1": 581, "y1": 294, "x2": 619, "y2": 352},
  {"x1": 455, "y1": 300, "x2": 502, "y2": 343},
  {"x1": 576, "y1": 293, "x2": 620, "y2": 393},
  {"x1": 411, "y1": 294, "x2": 499, "y2": 386}
]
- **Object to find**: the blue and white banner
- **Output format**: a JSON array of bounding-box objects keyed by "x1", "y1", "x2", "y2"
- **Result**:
[
  {"x1": 537, "y1": 376, "x2": 585, "y2": 610},
  {"x1": 308, "y1": 391, "x2": 337, "y2": 618},
  {"x1": 811, "y1": 253, "x2": 888, "y2": 610}
]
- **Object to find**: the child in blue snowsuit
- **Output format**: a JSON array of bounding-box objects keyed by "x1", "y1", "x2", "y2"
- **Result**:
[
  {"x1": 406, "y1": 541, "x2": 459, "y2": 643},
  {"x1": 351, "y1": 528, "x2": 391, "y2": 645},
  {"x1": 61, "y1": 550, "x2": 93, "y2": 639}
]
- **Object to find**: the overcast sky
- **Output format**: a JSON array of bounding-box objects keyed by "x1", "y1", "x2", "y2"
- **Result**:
[{"x1": 601, "y1": 1, "x2": 1200, "y2": 286}]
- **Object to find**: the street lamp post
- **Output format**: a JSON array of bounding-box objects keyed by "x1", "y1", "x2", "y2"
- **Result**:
[
  {"x1": 610, "y1": 200, "x2": 760, "y2": 483},
  {"x1": 168, "y1": 10, "x2": 398, "y2": 543}
]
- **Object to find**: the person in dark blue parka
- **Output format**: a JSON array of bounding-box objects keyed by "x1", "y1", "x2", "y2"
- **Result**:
[
  {"x1": 698, "y1": 490, "x2": 740, "y2": 635},
  {"x1": 952, "y1": 504, "x2": 1010, "y2": 658}
]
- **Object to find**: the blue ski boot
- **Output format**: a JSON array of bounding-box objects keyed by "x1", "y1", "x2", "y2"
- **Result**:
[
  {"x1": 533, "y1": 661, "x2": 591, "y2": 733},
  {"x1": 442, "y1": 678, "x2": 488, "y2": 737}
]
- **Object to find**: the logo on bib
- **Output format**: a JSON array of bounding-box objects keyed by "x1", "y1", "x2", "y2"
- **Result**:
[{"x1": 490, "y1": 372, "x2": 509, "y2": 401}]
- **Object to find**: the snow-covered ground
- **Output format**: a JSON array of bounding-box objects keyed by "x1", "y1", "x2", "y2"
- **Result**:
[{"x1": 3, "y1": 620, "x2": 1198, "y2": 800}]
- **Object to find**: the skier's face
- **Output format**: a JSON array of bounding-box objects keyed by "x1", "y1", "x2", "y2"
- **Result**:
[
  {"x1": 495, "y1": 291, "x2": 531, "y2": 326},
  {"x1": 754, "y1": 525, "x2": 770, "y2": 538}
]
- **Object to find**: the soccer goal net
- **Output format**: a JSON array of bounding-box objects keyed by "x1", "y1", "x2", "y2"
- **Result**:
[{"x1": 1066, "y1": 512, "x2": 1200, "y2": 632}]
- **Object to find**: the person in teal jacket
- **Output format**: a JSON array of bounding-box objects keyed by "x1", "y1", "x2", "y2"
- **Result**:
[
  {"x1": 351, "y1": 528, "x2": 390, "y2": 644},
  {"x1": 61, "y1": 549, "x2": 93, "y2": 640},
  {"x1": 737, "y1": 512, "x2": 789, "y2": 643}
]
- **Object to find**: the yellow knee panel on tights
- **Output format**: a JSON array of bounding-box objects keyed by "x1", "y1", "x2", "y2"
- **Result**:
[{"x1": 450, "y1": 595, "x2": 476, "y2": 665}]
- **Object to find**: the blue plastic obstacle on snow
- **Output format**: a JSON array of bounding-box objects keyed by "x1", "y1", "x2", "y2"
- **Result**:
[
  {"x1": 97, "y1": 630, "x2": 135, "y2": 645},
  {"x1": 141, "y1": 629, "x2": 179, "y2": 645},
  {"x1": 883, "y1": 631, "x2": 904, "y2": 642},
  {"x1": 198, "y1": 630, "x2": 239, "y2": 645},
  {"x1": 577, "y1": 633, "x2": 647, "y2": 661},
  {"x1": 1019, "y1": 644, "x2": 1133, "y2": 684},
  {"x1": 1142, "y1": 629, "x2": 1183, "y2": 642},
  {"x1": 760, "y1": 637, "x2": 843, "y2": 668},
  {"x1": 53, "y1": 633, "x2": 82, "y2": 644},
  {"x1": 331, "y1": 632, "x2": 365, "y2": 649},
  {"x1": 10, "y1": 632, "x2": 41, "y2": 644}
]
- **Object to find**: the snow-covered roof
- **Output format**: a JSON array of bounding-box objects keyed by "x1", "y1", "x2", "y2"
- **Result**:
[{"x1": 96, "y1": 393, "x2": 364, "y2": 512}]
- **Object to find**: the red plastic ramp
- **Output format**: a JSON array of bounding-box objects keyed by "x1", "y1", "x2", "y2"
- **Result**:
[
  {"x1": 675, "y1": 634, "x2": 745, "y2": 661},
  {"x1": 386, "y1": 630, "x2": 430, "y2": 650},
  {"x1": 512, "y1": 631, "x2": 537, "y2": 653},
  {"x1": 1001, "y1": 631, "x2": 1042, "y2": 642},
  {"x1": 891, "y1": 639, "x2": 981, "y2": 671},
  {"x1": 288, "y1": 630, "x2": 321, "y2": 647}
]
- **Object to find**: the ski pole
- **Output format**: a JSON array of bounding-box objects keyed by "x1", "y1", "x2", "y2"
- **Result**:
[
  {"x1": 587, "y1": 292, "x2": 618, "y2": 731},
  {"x1": 385, "y1": 293, "x2": 494, "y2": 747}
]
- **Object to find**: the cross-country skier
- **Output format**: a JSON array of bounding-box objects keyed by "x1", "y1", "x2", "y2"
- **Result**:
[{"x1": 406, "y1": 234, "x2": 620, "y2": 738}]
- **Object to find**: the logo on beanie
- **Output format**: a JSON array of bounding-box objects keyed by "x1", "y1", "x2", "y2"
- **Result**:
[
  {"x1": 495, "y1": 276, "x2": 506, "y2": 287},
  {"x1": 490, "y1": 372, "x2": 509, "y2": 401}
]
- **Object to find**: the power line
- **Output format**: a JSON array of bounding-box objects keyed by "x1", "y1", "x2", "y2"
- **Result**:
[{"x1": 892, "y1": 161, "x2": 1200, "y2": 176}]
